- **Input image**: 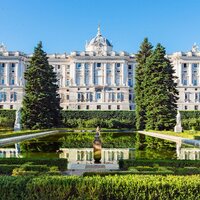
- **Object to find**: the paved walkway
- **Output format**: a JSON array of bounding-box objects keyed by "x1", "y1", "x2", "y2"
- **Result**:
[
  {"x1": 138, "y1": 131, "x2": 200, "y2": 147},
  {"x1": 0, "y1": 130, "x2": 59, "y2": 146}
]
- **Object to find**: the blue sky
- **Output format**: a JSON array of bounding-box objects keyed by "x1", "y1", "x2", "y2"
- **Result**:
[{"x1": 0, "y1": 0, "x2": 200, "y2": 54}]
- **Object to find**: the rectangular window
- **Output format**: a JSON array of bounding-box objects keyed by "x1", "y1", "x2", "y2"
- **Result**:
[
  {"x1": 66, "y1": 95, "x2": 69, "y2": 100},
  {"x1": 86, "y1": 105, "x2": 89, "y2": 110},
  {"x1": 97, "y1": 105, "x2": 101, "y2": 110},
  {"x1": 185, "y1": 106, "x2": 188, "y2": 110},
  {"x1": 11, "y1": 79, "x2": 15, "y2": 85},
  {"x1": 66, "y1": 79, "x2": 70, "y2": 86},
  {"x1": 96, "y1": 93, "x2": 101, "y2": 99},
  {"x1": 108, "y1": 105, "x2": 111, "y2": 110},
  {"x1": 0, "y1": 105, "x2": 3, "y2": 109},
  {"x1": 183, "y1": 80, "x2": 187, "y2": 86},
  {"x1": 193, "y1": 80, "x2": 197, "y2": 86},
  {"x1": 10, "y1": 105, "x2": 13, "y2": 109},
  {"x1": 0, "y1": 92, "x2": 6, "y2": 102},
  {"x1": 117, "y1": 105, "x2": 120, "y2": 110},
  {"x1": 1, "y1": 79, "x2": 4, "y2": 85},
  {"x1": 97, "y1": 63, "x2": 101, "y2": 67},
  {"x1": 128, "y1": 79, "x2": 132, "y2": 87},
  {"x1": 78, "y1": 105, "x2": 80, "y2": 109},
  {"x1": 195, "y1": 105, "x2": 198, "y2": 110},
  {"x1": 76, "y1": 63, "x2": 81, "y2": 69},
  {"x1": 116, "y1": 63, "x2": 120, "y2": 68}
]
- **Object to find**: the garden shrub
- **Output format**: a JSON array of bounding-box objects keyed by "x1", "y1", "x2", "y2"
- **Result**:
[
  {"x1": 0, "y1": 158, "x2": 68, "y2": 171},
  {"x1": 0, "y1": 175, "x2": 198, "y2": 200},
  {"x1": 119, "y1": 159, "x2": 200, "y2": 170}
]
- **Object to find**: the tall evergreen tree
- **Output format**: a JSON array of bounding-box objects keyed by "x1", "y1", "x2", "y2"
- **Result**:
[
  {"x1": 21, "y1": 42, "x2": 62, "y2": 130},
  {"x1": 135, "y1": 38, "x2": 153, "y2": 130},
  {"x1": 144, "y1": 43, "x2": 178, "y2": 130}
]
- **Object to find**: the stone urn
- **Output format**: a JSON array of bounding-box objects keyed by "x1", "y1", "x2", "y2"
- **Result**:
[{"x1": 93, "y1": 127, "x2": 102, "y2": 163}]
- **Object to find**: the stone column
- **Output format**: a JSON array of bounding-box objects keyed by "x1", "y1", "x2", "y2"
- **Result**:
[
  {"x1": 72, "y1": 63, "x2": 76, "y2": 86},
  {"x1": 90, "y1": 63, "x2": 94, "y2": 85},
  {"x1": 82, "y1": 63, "x2": 85, "y2": 86},
  {"x1": 5, "y1": 63, "x2": 10, "y2": 86},
  {"x1": 198, "y1": 63, "x2": 200, "y2": 86},
  {"x1": 188, "y1": 63, "x2": 192, "y2": 86},
  {"x1": 112, "y1": 63, "x2": 116, "y2": 86},
  {"x1": 104, "y1": 63, "x2": 107, "y2": 86},
  {"x1": 15, "y1": 62, "x2": 19, "y2": 86},
  {"x1": 121, "y1": 63, "x2": 125, "y2": 86},
  {"x1": 178, "y1": 63, "x2": 182, "y2": 86},
  {"x1": 63, "y1": 65, "x2": 66, "y2": 87}
]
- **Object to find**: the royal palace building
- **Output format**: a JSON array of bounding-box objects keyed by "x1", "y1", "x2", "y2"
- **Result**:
[{"x1": 0, "y1": 27, "x2": 200, "y2": 110}]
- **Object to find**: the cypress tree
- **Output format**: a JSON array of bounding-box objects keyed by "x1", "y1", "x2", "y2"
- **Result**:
[
  {"x1": 135, "y1": 38, "x2": 153, "y2": 130},
  {"x1": 144, "y1": 43, "x2": 178, "y2": 130},
  {"x1": 21, "y1": 42, "x2": 62, "y2": 130}
]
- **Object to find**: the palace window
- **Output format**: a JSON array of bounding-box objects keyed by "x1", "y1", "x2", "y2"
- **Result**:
[
  {"x1": 195, "y1": 105, "x2": 198, "y2": 110},
  {"x1": 116, "y1": 63, "x2": 120, "y2": 68},
  {"x1": 117, "y1": 105, "x2": 120, "y2": 110},
  {"x1": 10, "y1": 92, "x2": 17, "y2": 102},
  {"x1": 97, "y1": 63, "x2": 101, "y2": 67},
  {"x1": 86, "y1": 105, "x2": 89, "y2": 110},
  {"x1": 128, "y1": 79, "x2": 133, "y2": 87},
  {"x1": 185, "y1": 106, "x2": 188, "y2": 110},
  {"x1": 11, "y1": 78, "x2": 15, "y2": 85},
  {"x1": 97, "y1": 105, "x2": 101, "y2": 110},
  {"x1": 11, "y1": 63, "x2": 15, "y2": 73},
  {"x1": 10, "y1": 105, "x2": 13, "y2": 109},
  {"x1": 76, "y1": 63, "x2": 81, "y2": 69},
  {"x1": 108, "y1": 105, "x2": 111, "y2": 110},
  {"x1": 185, "y1": 92, "x2": 190, "y2": 102},
  {"x1": 0, "y1": 92, "x2": 6, "y2": 102},
  {"x1": 96, "y1": 93, "x2": 101, "y2": 100},
  {"x1": 128, "y1": 65, "x2": 132, "y2": 69},
  {"x1": 66, "y1": 79, "x2": 70, "y2": 86}
]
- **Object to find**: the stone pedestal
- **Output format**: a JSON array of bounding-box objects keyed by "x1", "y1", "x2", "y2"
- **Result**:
[{"x1": 174, "y1": 125, "x2": 182, "y2": 133}]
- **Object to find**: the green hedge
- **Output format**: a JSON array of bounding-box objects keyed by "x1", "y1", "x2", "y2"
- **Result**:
[
  {"x1": 62, "y1": 110, "x2": 135, "y2": 120},
  {"x1": 0, "y1": 175, "x2": 200, "y2": 200},
  {"x1": 119, "y1": 159, "x2": 200, "y2": 170},
  {"x1": 0, "y1": 158, "x2": 68, "y2": 171},
  {"x1": 62, "y1": 110, "x2": 136, "y2": 128},
  {"x1": 0, "y1": 164, "x2": 50, "y2": 175}
]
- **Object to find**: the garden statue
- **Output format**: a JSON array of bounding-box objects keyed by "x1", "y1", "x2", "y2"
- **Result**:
[
  {"x1": 93, "y1": 126, "x2": 102, "y2": 163},
  {"x1": 14, "y1": 108, "x2": 21, "y2": 131},
  {"x1": 174, "y1": 111, "x2": 182, "y2": 133}
]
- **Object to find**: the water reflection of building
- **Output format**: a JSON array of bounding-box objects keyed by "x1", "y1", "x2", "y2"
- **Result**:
[
  {"x1": 0, "y1": 148, "x2": 18, "y2": 158},
  {"x1": 179, "y1": 148, "x2": 200, "y2": 160},
  {"x1": 60, "y1": 148, "x2": 135, "y2": 164}
]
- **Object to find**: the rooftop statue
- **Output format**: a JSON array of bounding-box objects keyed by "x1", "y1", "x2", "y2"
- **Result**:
[{"x1": 191, "y1": 43, "x2": 199, "y2": 53}]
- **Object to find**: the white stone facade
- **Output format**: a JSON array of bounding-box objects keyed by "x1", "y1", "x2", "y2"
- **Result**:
[
  {"x1": 170, "y1": 43, "x2": 200, "y2": 110},
  {"x1": 1, "y1": 28, "x2": 200, "y2": 110}
]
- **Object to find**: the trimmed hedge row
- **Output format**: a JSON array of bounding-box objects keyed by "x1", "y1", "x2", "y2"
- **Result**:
[
  {"x1": 62, "y1": 110, "x2": 135, "y2": 120},
  {"x1": 0, "y1": 158, "x2": 68, "y2": 171},
  {"x1": 119, "y1": 159, "x2": 200, "y2": 170},
  {"x1": 0, "y1": 164, "x2": 50, "y2": 175},
  {"x1": 2, "y1": 109, "x2": 200, "y2": 129},
  {"x1": 0, "y1": 175, "x2": 200, "y2": 200}
]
